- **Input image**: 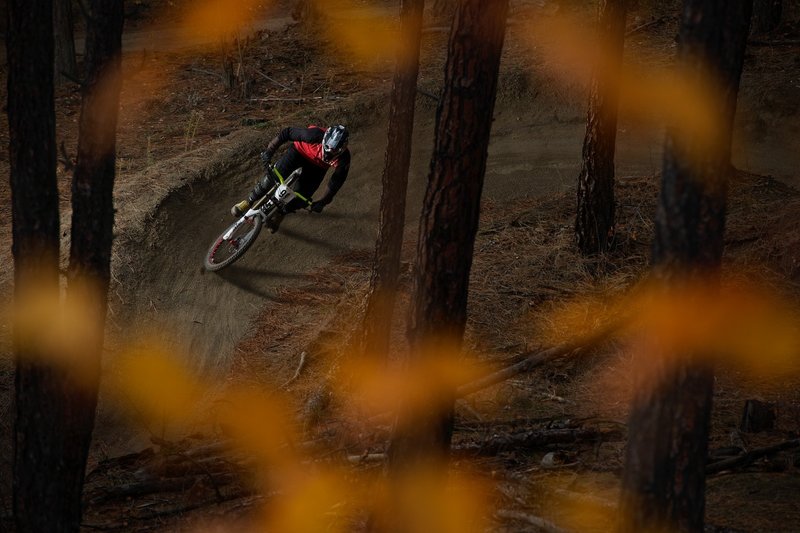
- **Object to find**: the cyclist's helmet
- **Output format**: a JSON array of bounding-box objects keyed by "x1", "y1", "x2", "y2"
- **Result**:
[{"x1": 322, "y1": 125, "x2": 349, "y2": 163}]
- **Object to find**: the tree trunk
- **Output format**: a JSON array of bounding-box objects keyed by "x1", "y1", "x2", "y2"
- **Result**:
[
  {"x1": 292, "y1": 0, "x2": 320, "y2": 23},
  {"x1": 54, "y1": 0, "x2": 78, "y2": 84},
  {"x1": 575, "y1": 0, "x2": 627, "y2": 255},
  {"x1": 221, "y1": 39, "x2": 236, "y2": 90},
  {"x1": 620, "y1": 1, "x2": 753, "y2": 531},
  {"x1": 360, "y1": 0, "x2": 425, "y2": 359},
  {"x1": 64, "y1": 0, "x2": 125, "y2": 528},
  {"x1": 431, "y1": 0, "x2": 456, "y2": 24},
  {"x1": 750, "y1": 0, "x2": 781, "y2": 34},
  {"x1": 389, "y1": 0, "x2": 509, "y2": 468},
  {"x1": 9, "y1": 0, "x2": 124, "y2": 530},
  {"x1": 7, "y1": 0, "x2": 65, "y2": 531}
]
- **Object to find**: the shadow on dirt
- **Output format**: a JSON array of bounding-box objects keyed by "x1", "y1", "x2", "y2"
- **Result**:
[
  {"x1": 216, "y1": 264, "x2": 345, "y2": 300},
  {"x1": 278, "y1": 226, "x2": 352, "y2": 253},
  {"x1": 304, "y1": 209, "x2": 371, "y2": 220},
  {"x1": 215, "y1": 267, "x2": 282, "y2": 301}
]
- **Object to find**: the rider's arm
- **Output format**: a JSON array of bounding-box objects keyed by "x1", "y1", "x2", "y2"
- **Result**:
[
  {"x1": 264, "y1": 126, "x2": 325, "y2": 158},
  {"x1": 315, "y1": 150, "x2": 351, "y2": 206}
]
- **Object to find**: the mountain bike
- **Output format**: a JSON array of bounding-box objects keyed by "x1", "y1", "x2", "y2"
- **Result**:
[{"x1": 203, "y1": 165, "x2": 311, "y2": 271}]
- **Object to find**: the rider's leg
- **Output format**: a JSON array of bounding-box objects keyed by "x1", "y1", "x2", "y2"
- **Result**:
[
  {"x1": 267, "y1": 164, "x2": 325, "y2": 232},
  {"x1": 284, "y1": 164, "x2": 325, "y2": 213},
  {"x1": 231, "y1": 148, "x2": 302, "y2": 216},
  {"x1": 249, "y1": 149, "x2": 301, "y2": 203}
]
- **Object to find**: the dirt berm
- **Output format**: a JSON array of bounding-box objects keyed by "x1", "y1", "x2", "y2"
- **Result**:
[
  {"x1": 112, "y1": 75, "x2": 798, "y2": 381},
  {"x1": 107, "y1": 81, "x2": 674, "y2": 378}
]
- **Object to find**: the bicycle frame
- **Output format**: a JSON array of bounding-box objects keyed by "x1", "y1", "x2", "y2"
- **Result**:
[{"x1": 221, "y1": 166, "x2": 310, "y2": 241}]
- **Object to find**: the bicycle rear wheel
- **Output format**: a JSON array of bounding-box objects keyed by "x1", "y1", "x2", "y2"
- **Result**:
[{"x1": 204, "y1": 215, "x2": 263, "y2": 271}]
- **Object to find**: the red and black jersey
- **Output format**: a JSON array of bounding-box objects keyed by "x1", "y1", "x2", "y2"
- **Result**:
[
  {"x1": 292, "y1": 126, "x2": 347, "y2": 169},
  {"x1": 268, "y1": 125, "x2": 350, "y2": 170},
  {"x1": 265, "y1": 125, "x2": 351, "y2": 201}
]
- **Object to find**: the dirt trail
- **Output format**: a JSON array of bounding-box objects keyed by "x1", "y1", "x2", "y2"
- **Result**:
[
  {"x1": 2, "y1": 7, "x2": 798, "y2": 526},
  {"x1": 115, "y1": 104, "x2": 666, "y2": 376},
  {"x1": 114, "y1": 69, "x2": 800, "y2": 376}
]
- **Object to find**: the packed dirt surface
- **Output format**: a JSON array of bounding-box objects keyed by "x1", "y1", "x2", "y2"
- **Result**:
[
  {"x1": 1, "y1": 0, "x2": 800, "y2": 530},
  {"x1": 107, "y1": 13, "x2": 800, "y2": 379},
  {"x1": 116, "y1": 99, "x2": 669, "y2": 377}
]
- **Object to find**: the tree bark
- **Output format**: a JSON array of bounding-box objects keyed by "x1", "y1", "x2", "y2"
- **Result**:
[
  {"x1": 64, "y1": 0, "x2": 125, "y2": 529},
  {"x1": 7, "y1": 0, "x2": 65, "y2": 531},
  {"x1": 430, "y1": 0, "x2": 456, "y2": 24},
  {"x1": 54, "y1": 0, "x2": 78, "y2": 84},
  {"x1": 620, "y1": 1, "x2": 753, "y2": 531},
  {"x1": 9, "y1": 0, "x2": 123, "y2": 530},
  {"x1": 71, "y1": 3, "x2": 124, "y2": 283},
  {"x1": 750, "y1": 0, "x2": 781, "y2": 34},
  {"x1": 389, "y1": 0, "x2": 510, "y2": 468},
  {"x1": 360, "y1": 0, "x2": 425, "y2": 359},
  {"x1": 575, "y1": 0, "x2": 627, "y2": 255}
]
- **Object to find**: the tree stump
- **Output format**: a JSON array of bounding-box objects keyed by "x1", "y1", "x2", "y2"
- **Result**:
[{"x1": 740, "y1": 399, "x2": 776, "y2": 433}]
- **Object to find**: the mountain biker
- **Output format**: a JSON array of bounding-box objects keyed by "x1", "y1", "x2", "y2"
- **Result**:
[{"x1": 231, "y1": 124, "x2": 350, "y2": 232}]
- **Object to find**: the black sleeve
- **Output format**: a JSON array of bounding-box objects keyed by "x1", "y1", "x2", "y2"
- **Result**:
[
  {"x1": 265, "y1": 126, "x2": 325, "y2": 155},
  {"x1": 317, "y1": 150, "x2": 351, "y2": 205}
]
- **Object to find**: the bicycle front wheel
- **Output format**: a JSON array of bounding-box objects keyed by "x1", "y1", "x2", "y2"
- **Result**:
[{"x1": 204, "y1": 215, "x2": 263, "y2": 271}]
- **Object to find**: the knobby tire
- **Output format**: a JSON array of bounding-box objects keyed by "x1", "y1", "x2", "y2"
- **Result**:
[{"x1": 204, "y1": 215, "x2": 263, "y2": 271}]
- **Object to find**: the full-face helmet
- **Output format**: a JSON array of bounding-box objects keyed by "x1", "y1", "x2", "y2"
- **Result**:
[{"x1": 322, "y1": 125, "x2": 349, "y2": 162}]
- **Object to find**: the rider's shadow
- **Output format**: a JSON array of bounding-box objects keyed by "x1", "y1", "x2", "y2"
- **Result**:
[
  {"x1": 216, "y1": 265, "x2": 345, "y2": 300},
  {"x1": 276, "y1": 225, "x2": 349, "y2": 253},
  {"x1": 215, "y1": 266, "x2": 298, "y2": 300},
  {"x1": 305, "y1": 209, "x2": 369, "y2": 221}
]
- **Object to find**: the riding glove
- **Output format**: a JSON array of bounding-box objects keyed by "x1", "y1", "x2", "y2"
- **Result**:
[{"x1": 260, "y1": 151, "x2": 273, "y2": 169}]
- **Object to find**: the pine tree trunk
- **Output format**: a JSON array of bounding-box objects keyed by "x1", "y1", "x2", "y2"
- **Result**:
[
  {"x1": 7, "y1": 0, "x2": 65, "y2": 531},
  {"x1": 360, "y1": 0, "x2": 425, "y2": 359},
  {"x1": 10, "y1": 0, "x2": 123, "y2": 530},
  {"x1": 751, "y1": 0, "x2": 781, "y2": 34},
  {"x1": 620, "y1": 1, "x2": 753, "y2": 531},
  {"x1": 389, "y1": 0, "x2": 509, "y2": 468},
  {"x1": 431, "y1": 0, "x2": 456, "y2": 24},
  {"x1": 54, "y1": 0, "x2": 78, "y2": 84},
  {"x1": 64, "y1": 0, "x2": 125, "y2": 528},
  {"x1": 575, "y1": 0, "x2": 627, "y2": 255}
]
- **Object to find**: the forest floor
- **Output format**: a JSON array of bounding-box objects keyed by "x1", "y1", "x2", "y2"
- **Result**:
[{"x1": 2, "y1": 0, "x2": 800, "y2": 531}]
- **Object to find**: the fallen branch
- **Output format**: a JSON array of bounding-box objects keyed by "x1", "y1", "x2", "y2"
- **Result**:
[
  {"x1": 706, "y1": 438, "x2": 800, "y2": 475},
  {"x1": 189, "y1": 67, "x2": 226, "y2": 81},
  {"x1": 748, "y1": 39, "x2": 800, "y2": 46},
  {"x1": 252, "y1": 69, "x2": 292, "y2": 90},
  {"x1": 538, "y1": 391, "x2": 574, "y2": 404},
  {"x1": 184, "y1": 440, "x2": 233, "y2": 459},
  {"x1": 90, "y1": 473, "x2": 236, "y2": 504},
  {"x1": 456, "y1": 322, "x2": 621, "y2": 398},
  {"x1": 416, "y1": 86, "x2": 440, "y2": 102},
  {"x1": 363, "y1": 324, "x2": 621, "y2": 426},
  {"x1": 457, "y1": 398, "x2": 484, "y2": 421},
  {"x1": 453, "y1": 427, "x2": 623, "y2": 456},
  {"x1": 495, "y1": 509, "x2": 568, "y2": 533},
  {"x1": 456, "y1": 416, "x2": 591, "y2": 432},
  {"x1": 251, "y1": 96, "x2": 342, "y2": 102},
  {"x1": 554, "y1": 488, "x2": 617, "y2": 510},
  {"x1": 135, "y1": 454, "x2": 243, "y2": 480},
  {"x1": 347, "y1": 453, "x2": 387, "y2": 464},
  {"x1": 625, "y1": 15, "x2": 671, "y2": 37},
  {"x1": 83, "y1": 490, "x2": 257, "y2": 529}
]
